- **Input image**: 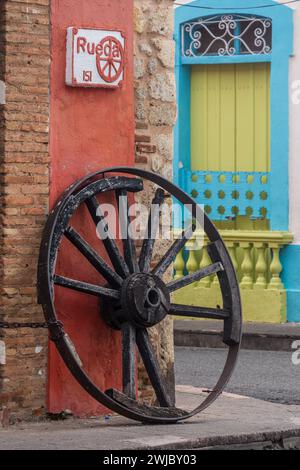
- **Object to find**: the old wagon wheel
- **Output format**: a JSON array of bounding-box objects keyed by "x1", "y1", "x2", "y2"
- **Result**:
[{"x1": 38, "y1": 167, "x2": 242, "y2": 424}]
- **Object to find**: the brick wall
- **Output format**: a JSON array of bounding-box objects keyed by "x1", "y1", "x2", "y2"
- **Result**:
[
  {"x1": 0, "y1": 0, "x2": 50, "y2": 425},
  {"x1": 0, "y1": 0, "x2": 6, "y2": 424},
  {"x1": 0, "y1": 0, "x2": 176, "y2": 424}
]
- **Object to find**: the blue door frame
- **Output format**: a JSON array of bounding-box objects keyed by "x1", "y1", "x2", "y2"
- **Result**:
[
  {"x1": 174, "y1": 1, "x2": 300, "y2": 322},
  {"x1": 174, "y1": 0, "x2": 293, "y2": 231}
]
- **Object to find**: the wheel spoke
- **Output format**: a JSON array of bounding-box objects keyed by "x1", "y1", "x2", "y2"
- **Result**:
[
  {"x1": 64, "y1": 227, "x2": 122, "y2": 288},
  {"x1": 112, "y1": 62, "x2": 118, "y2": 74},
  {"x1": 116, "y1": 189, "x2": 139, "y2": 274},
  {"x1": 122, "y1": 323, "x2": 136, "y2": 399},
  {"x1": 168, "y1": 303, "x2": 229, "y2": 320},
  {"x1": 86, "y1": 196, "x2": 129, "y2": 278},
  {"x1": 53, "y1": 275, "x2": 120, "y2": 299},
  {"x1": 103, "y1": 61, "x2": 109, "y2": 73},
  {"x1": 207, "y1": 240, "x2": 242, "y2": 346},
  {"x1": 139, "y1": 188, "x2": 164, "y2": 273},
  {"x1": 152, "y1": 224, "x2": 196, "y2": 278},
  {"x1": 136, "y1": 328, "x2": 173, "y2": 407},
  {"x1": 167, "y1": 262, "x2": 224, "y2": 293}
]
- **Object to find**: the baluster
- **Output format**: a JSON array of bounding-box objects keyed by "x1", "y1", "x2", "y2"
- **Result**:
[
  {"x1": 240, "y1": 242, "x2": 253, "y2": 289},
  {"x1": 227, "y1": 241, "x2": 239, "y2": 273},
  {"x1": 186, "y1": 246, "x2": 198, "y2": 275},
  {"x1": 268, "y1": 245, "x2": 284, "y2": 290},
  {"x1": 254, "y1": 243, "x2": 267, "y2": 289},
  {"x1": 174, "y1": 248, "x2": 185, "y2": 280},
  {"x1": 198, "y1": 244, "x2": 212, "y2": 287},
  {"x1": 265, "y1": 246, "x2": 271, "y2": 284}
]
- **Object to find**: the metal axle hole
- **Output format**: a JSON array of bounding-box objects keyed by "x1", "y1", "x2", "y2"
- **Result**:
[{"x1": 146, "y1": 288, "x2": 160, "y2": 308}]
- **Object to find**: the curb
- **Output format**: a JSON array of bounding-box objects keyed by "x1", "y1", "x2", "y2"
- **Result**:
[
  {"x1": 137, "y1": 428, "x2": 300, "y2": 450},
  {"x1": 174, "y1": 329, "x2": 298, "y2": 351},
  {"x1": 174, "y1": 321, "x2": 300, "y2": 351}
]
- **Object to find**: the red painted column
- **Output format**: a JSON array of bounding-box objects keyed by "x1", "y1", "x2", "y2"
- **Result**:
[{"x1": 49, "y1": 0, "x2": 134, "y2": 416}]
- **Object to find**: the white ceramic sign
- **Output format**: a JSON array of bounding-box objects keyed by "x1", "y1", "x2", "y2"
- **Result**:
[{"x1": 66, "y1": 27, "x2": 125, "y2": 88}]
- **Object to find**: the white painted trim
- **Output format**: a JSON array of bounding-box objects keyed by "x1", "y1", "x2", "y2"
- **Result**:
[{"x1": 289, "y1": 4, "x2": 300, "y2": 243}]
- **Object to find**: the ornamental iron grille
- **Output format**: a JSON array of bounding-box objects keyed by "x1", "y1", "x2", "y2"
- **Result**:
[
  {"x1": 182, "y1": 15, "x2": 272, "y2": 57},
  {"x1": 183, "y1": 169, "x2": 270, "y2": 221}
]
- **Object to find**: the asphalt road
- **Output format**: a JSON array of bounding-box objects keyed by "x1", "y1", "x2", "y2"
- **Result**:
[{"x1": 175, "y1": 347, "x2": 300, "y2": 405}]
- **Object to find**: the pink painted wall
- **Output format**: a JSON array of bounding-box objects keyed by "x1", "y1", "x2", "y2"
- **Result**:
[{"x1": 49, "y1": 0, "x2": 134, "y2": 416}]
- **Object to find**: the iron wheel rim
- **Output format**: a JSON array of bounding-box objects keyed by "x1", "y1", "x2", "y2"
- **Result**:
[{"x1": 37, "y1": 166, "x2": 242, "y2": 424}]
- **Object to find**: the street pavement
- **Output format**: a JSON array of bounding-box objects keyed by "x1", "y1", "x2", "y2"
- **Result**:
[
  {"x1": 175, "y1": 347, "x2": 300, "y2": 405},
  {"x1": 0, "y1": 387, "x2": 300, "y2": 450},
  {"x1": 0, "y1": 347, "x2": 299, "y2": 449}
]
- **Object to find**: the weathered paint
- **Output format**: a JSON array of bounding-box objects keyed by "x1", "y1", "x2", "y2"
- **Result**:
[{"x1": 49, "y1": 0, "x2": 134, "y2": 417}]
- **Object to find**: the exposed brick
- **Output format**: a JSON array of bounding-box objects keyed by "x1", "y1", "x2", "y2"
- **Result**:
[
  {"x1": 136, "y1": 143, "x2": 157, "y2": 154},
  {"x1": 0, "y1": 0, "x2": 50, "y2": 424},
  {"x1": 5, "y1": 195, "x2": 34, "y2": 206},
  {"x1": 135, "y1": 154, "x2": 148, "y2": 164},
  {"x1": 135, "y1": 134, "x2": 151, "y2": 143},
  {"x1": 135, "y1": 121, "x2": 148, "y2": 130},
  {"x1": 0, "y1": 0, "x2": 175, "y2": 424}
]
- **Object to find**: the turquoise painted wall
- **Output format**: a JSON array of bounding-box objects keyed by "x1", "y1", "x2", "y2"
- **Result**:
[{"x1": 281, "y1": 245, "x2": 300, "y2": 322}]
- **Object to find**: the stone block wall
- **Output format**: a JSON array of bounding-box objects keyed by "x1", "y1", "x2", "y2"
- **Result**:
[
  {"x1": 134, "y1": 0, "x2": 176, "y2": 179},
  {"x1": 133, "y1": 0, "x2": 176, "y2": 404}
]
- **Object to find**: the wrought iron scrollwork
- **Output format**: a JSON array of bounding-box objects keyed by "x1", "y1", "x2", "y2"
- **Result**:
[{"x1": 182, "y1": 15, "x2": 272, "y2": 57}]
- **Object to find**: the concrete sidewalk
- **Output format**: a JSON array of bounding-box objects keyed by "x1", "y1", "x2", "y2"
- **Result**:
[
  {"x1": 174, "y1": 320, "x2": 300, "y2": 351},
  {"x1": 0, "y1": 386, "x2": 300, "y2": 450}
]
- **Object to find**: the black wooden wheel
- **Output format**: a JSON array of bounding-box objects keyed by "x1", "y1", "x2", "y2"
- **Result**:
[{"x1": 38, "y1": 167, "x2": 242, "y2": 424}]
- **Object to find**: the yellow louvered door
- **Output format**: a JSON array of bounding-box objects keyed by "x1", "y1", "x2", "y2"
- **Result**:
[{"x1": 190, "y1": 62, "x2": 270, "y2": 230}]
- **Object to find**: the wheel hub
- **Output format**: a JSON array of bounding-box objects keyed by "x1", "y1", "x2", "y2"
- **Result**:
[{"x1": 121, "y1": 273, "x2": 170, "y2": 328}]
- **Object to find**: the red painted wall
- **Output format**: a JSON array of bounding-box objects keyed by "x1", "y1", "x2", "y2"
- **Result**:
[{"x1": 49, "y1": 0, "x2": 134, "y2": 416}]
